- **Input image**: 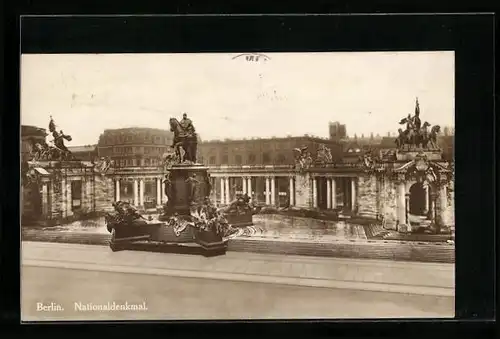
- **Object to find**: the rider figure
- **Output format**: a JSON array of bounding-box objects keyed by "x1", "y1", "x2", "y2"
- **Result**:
[
  {"x1": 180, "y1": 113, "x2": 195, "y2": 135},
  {"x1": 53, "y1": 130, "x2": 69, "y2": 153}
]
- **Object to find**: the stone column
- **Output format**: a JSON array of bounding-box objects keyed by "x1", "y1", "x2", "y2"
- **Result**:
[
  {"x1": 220, "y1": 177, "x2": 225, "y2": 204},
  {"x1": 211, "y1": 177, "x2": 216, "y2": 202},
  {"x1": 139, "y1": 179, "x2": 145, "y2": 207},
  {"x1": 161, "y1": 180, "x2": 166, "y2": 204},
  {"x1": 289, "y1": 176, "x2": 294, "y2": 206},
  {"x1": 428, "y1": 191, "x2": 435, "y2": 220},
  {"x1": 60, "y1": 177, "x2": 67, "y2": 218},
  {"x1": 85, "y1": 178, "x2": 92, "y2": 211},
  {"x1": 424, "y1": 184, "x2": 430, "y2": 213},
  {"x1": 271, "y1": 176, "x2": 276, "y2": 205},
  {"x1": 312, "y1": 177, "x2": 318, "y2": 208},
  {"x1": 331, "y1": 178, "x2": 337, "y2": 209},
  {"x1": 115, "y1": 179, "x2": 120, "y2": 202},
  {"x1": 156, "y1": 178, "x2": 161, "y2": 206},
  {"x1": 242, "y1": 177, "x2": 247, "y2": 195},
  {"x1": 41, "y1": 182, "x2": 49, "y2": 218},
  {"x1": 265, "y1": 177, "x2": 270, "y2": 205},
  {"x1": 247, "y1": 177, "x2": 252, "y2": 201},
  {"x1": 133, "y1": 179, "x2": 139, "y2": 206},
  {"x1": 397, "y1": 181, "x2": 406, "y2": 226},
  {"x1": 225, "y1": 177, "x2": 230, "y2": 204},
  {"x1": 439, "y1": 184, "x2": 448, "y2": 226},
  {"x1": 351, "y1": 178, "x2": 357, "y2": 212},
  {"x1": 326, "y1": 178, "x2": 332, "y2": 209}
]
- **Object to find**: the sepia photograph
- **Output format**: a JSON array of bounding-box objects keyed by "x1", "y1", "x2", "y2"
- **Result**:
[{"x1": 20, "y1": 51, "x2": 455, "y2": 321}]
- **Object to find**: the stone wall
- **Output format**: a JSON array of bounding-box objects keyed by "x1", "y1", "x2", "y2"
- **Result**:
[
  {"x1": 94, "y1": 174, "x2": 115, "y2": 212},
  {"x1": 80, "y1": 175, "x2": 93, "y2": 214},
  {"x1": 357, "y1": 174, "x2": 378, "y2": 219},
  {"x1": 50, "y1": 175, "x2": 63, "y2": 220},
  {"x1": 294, "y1": 172, "x2": 312, "y2": 209},
  {"x1": 63, "y1": 177, "x2": 74, "y2": 218},
  {"x1": 379, "y1": 175, "x2": 398, "y2": 229}
]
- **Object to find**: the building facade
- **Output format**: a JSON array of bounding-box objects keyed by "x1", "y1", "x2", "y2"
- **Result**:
[
  {"x1": 67, "y1": 145, "x2": 98, "y2": 162},
  {"x1": 198, "y1": 136, "x2": 344, "y2": 167},
  {"x1": 21, "y1": 160, "x2": 114, "y2": 225},
  {"x1": 97, "y1": 128, "x2": 174, "y2": 167}
]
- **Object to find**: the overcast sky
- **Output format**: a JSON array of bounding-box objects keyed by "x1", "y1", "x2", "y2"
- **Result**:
[{"x1": 21, "y1": 52, "x2": 454, "y2": 145}]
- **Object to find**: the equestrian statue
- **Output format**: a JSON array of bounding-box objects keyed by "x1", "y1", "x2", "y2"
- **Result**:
[
  {"x1": 395, "y1": 98, "x2": 441, "y2": 150},
  {"x1": 169, "y1": 113, "x2": 198, "y2": 163}
]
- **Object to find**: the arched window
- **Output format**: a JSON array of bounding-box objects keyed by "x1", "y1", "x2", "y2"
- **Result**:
[
  {"x1": 235, "y1": 154, "x2": 242, "y2": 165},
  {"x1": 209, "y1": 156, "x2": 216, "y2": 165},
  {"x1": 222, "y1": 155, "x2": 229, "y2": 164}
]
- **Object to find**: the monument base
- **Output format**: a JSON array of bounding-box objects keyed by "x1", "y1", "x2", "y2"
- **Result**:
[
  {"x1": 107, "y1": 216, "x2": 227, "y2": 256},
  {"x1": 160, "y1": 163, "x2": 210, "y2": 218},
  {"x1": 396, "y1": 149, "x2": 443, "y2": 161}
]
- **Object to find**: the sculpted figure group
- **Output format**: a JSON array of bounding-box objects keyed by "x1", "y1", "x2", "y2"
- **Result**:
[
  {"x1": 395, "y1": 98, "x2": 441, "y2": 150},
  {"x1": 29, "y1": 116, "x2": 74, "y2": 161}
]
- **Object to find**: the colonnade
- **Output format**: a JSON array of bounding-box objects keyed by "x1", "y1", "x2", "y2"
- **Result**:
[
  {"x1": 214, "y1": 175, "x2": 296, "y2": 206},
  {"x1": 310, "y1": 176, "x2": 357, "y2": 211},
  {"x1": 212, "y1": 174, "x2": 357, "y2": 211},
  {"x1": 115, "y1": 177, "x2": 166, "y2": 208}
]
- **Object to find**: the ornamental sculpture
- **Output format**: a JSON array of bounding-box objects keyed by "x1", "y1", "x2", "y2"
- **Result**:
[
  {"x1": 94, "y1": 157, "x2": 113, "y2": 175},
  {"x1": 221, "y1": 194, "x2": 254, "y2": 216},
  {"x1": 293, "y1": 146, "x2": 313, "y2": 172},
  {"x1": 395, "y1": 98, "x2": 441, "y2": 150},
  {"x1": 315, "y1": 144, "x2": 333, "y2": 165}
]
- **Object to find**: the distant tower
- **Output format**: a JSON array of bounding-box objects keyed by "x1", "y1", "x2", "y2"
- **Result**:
[
  {"x1": 444, "y1": 126, "x2": 450, "y2": 136},
  {"x1": 329, "y1": 121, "x2": 347, "y2": 140}
]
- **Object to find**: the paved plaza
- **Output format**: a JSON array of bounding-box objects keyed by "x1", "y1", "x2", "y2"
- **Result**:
[{"x1": 21, "y1": 241, "x2": 454, "y2": 320}]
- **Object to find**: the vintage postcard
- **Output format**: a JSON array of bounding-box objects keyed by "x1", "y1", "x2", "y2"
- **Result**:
[{"x1": 21, "y1": 51, "x2": 455, "y2": 321}]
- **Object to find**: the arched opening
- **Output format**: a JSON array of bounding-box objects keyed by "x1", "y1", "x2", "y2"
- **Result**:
[{"x1": 409, "y1": 182, "x2": 426, "y2": 216}]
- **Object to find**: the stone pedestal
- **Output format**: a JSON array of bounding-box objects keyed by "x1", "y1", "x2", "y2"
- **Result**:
[
  {"x1": 159, "y1": 163, "x2": 211, "y2": 219},
  {"x1": 396, "y1": 149, "x2": 442, "y2": 161}
]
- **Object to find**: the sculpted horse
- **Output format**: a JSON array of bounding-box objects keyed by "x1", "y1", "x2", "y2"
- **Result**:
[
  {"x1": 29, "y1": 138, "x2": 68, "y2": 161},
  {"x1": 414, "y1": 121, "x2": 431, "y2": 148},
  {"x1": 169, "y1": 118, "x2": 198, "y2": 163},
  {"x1": 395, "y1": 128, "x2": 408, "y2": 149},
  {"x1": 428, "y1": 125, "x2": 441, "y2": 149}
]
